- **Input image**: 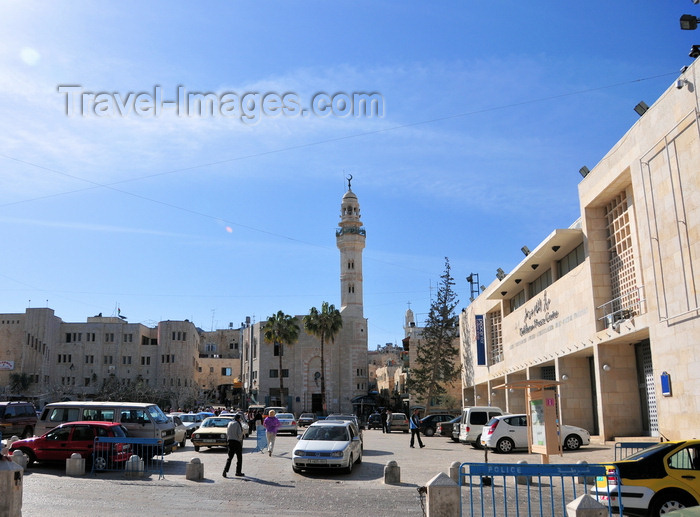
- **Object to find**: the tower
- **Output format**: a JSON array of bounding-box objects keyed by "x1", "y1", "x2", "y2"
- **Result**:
[{"x1": 336, "y1": 176, "x2": 366, "y2": 318}]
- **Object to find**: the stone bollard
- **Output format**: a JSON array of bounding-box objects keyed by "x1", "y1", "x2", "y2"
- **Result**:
[
  {"x1": 66, "y1": 453, "x2": 85, "y2": 476},
  {"x1": 566, "y1": 494, "x2": 607, "y2": 517},
  {"x1": 577, "y1": 460, "x2": 596, "y2": 486},
  {"x1": 185, "y1": 457, "x2": 204, "y2": 481},
  {"x1": 426, "y1": 472, "x2": 459, "y2": 517},
  {"x1": 125, "y1": 455, "x2": 145, "y2": 478},
  {"x1": 10, "y1": 450, "x2": 27, "y2": 470},
  {"x1": 0, "y1": 456, "x2": 24, "y2": 517},
  {"x1": 516, "y1": 460, "x2": 531, "y2": 485},
  {"x1": 448, "y1": 461, "x2": 461, "y2": 484},
  {"x1": 383, "y1": 460, "x2": 400, "y2": 485}
]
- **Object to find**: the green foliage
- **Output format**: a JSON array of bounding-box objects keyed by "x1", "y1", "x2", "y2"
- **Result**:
[
  {"x1": 303, "y1": 301, "x2": 342, "y2": 414},
  {"x1": 263, "y1": 310, "x2": 301, "y2": 393},
  {"x1": 407, "y1": 257, "x2": 461, "y2": 410}
]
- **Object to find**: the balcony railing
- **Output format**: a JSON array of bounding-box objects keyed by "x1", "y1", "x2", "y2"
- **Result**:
[{"x1": 596, "y1": 286, "x2": 646, "y2": 329}]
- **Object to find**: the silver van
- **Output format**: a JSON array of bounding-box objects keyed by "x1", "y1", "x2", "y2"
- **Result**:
[
  {"x1": 37, "y1": 401, "x2": 176, "y2": 454},
  {"x1": 458, "y1": 406, "x2": 503, "y2": 448}
]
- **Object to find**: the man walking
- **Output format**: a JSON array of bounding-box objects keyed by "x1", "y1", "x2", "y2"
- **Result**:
[
  {"x1": 263, "y1": 409, "x2": 281, "y2": 456},
  {"x1": 386, "y1": 409, "x2": 393, "y2": 433},
  {"x1": 223, "y1": 413, "x2": 245, "y2": 477},
  {"x1": 409, "y1": 408, "x2": 425, "y2": 448}
]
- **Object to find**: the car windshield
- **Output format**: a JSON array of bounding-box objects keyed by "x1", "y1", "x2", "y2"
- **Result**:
[
  {"x1": 201, "y1": 417, "x2": 232, "y2": 428},
  {"x1": 277, "y1": 413, "x2": 294, "y2": 419},
  {"x1": 303, "y1": 426, "x2": 349, "y2": 441},
  {"x1": 146, "y1": 405, "x2": 169, "y2": 424},
  {"x1": 300, "y1": 413, "x2": 314, "y2": 418},
  {"x1": 180, "y1": 414, "x2": 197, "y2": 422}
]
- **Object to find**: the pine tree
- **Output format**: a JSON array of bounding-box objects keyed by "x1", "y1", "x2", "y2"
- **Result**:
[{"x1": 408, "y1": 257, "x2": 461, "y2": 412}]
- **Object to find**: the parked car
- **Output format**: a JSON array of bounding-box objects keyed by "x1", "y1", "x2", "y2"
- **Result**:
[
  {"x1": 436, "y1": 416, "x2": 461, "y2": 442},
  {"x1": 324, "y1": 414, "x2": 363, "y2": 443},
  {"x1": 0, "y1": 401, "x2": 38, "y2": 438},
  {"x1": 298, "y1": 413, "x2": 317, "y2": 427},
  {"x1": 367, "y1": 413, "x2": 382, "y2": 430},
  {"x1": 166, "y1": 414, "x2": 187, "y2": 448},
  {"x1": 590, "y1": 439, "x2": 700, "y2": 517},
  {"x1": 179, "y1": 413, "x2": 205, "y2": 438},
  {"x1": 292, "y1": 420, "x2": 362, "y2": 474},
  {"x1": 419, "y1": 413, "x2": 457, "y2": 437},
  {"x1": 9, "y1": 421, "x2": 131, "y2": 470},
  {"x1": 458, "y1": 406, "x2": 503, "y2": 448},
  {"x1": 481, "y1": 414, "x2": 591, "y2": 453},
  {"x1": 275, "y1": 413, "x2": 298, "y2": 436},
  {"x1": 191, "y1": 416, "x2": 236, "y2": 451},
  {"x1": 387, "y1": 412, "x2": 409, "y2": 433}
]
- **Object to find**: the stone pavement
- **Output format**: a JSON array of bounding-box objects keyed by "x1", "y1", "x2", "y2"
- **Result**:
[{"x1": 10, "y1": 429, "x2": 618, "y2": 517}]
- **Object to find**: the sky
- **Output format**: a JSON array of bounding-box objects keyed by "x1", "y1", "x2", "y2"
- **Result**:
[{"x1": 1, "y1": 1, "x2": 697, "y2": 349}]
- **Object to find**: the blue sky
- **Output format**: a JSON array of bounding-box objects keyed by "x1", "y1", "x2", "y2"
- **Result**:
[{"x1": 1, "y1": 1, "x2": 695, "y2": 347}]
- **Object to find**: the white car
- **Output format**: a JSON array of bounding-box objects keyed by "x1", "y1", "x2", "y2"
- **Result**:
[
  {"x1": 166, "y1": 414, "x2": 187, "y2": 448},
  {"x1": 292, "y1": 421, "x2": 362, "y2": 474},
  {"x1": 482, "y1": 413, "x2": 591, "y2": 453},
  {"x1": 275, "y1": 413, "x2": 298, "y2": 436}
]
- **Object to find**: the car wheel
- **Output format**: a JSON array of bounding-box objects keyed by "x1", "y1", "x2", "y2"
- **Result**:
[
  {"x1": 451, "y1": 436, "x2": 459, "y2": 443},
  {"x1": 403, "y1": 430, "x2": 409, "y2": 434},
  {"x1": 179, "y1": 439, "x2": 186, "y2": 448},
  {"x1": 194, "y1": 445, "x2": 200, "y2": 452},
  {"x1": 22, "y1": 426, "x2": 33, "y2": 439},
  {"x1": 564, "y1": 434, "x2": 581, "y2": 450},
  {"x1": 344, "y1": 455, "x2": 353, "y2": 474},
  {"x1": 92, "y1": 454, "x2": 108, "y2": 471},
  {"x1": 649, "y1": 491, "x2": 696, "y2": 516},
  {"x1": 471, "y1": 434, "x2": 483, "y2": 449},
  {"x1": 19, "y1": 448, "x2": 36, "y2": 467},
  {"x1": 293, "y1": 431, "x2": 298, "y2": 437},
  {"x1": 424, "y1": 427, "x2": 435, "y2": 437},
  {"x1": 356, "y1": 448, "x2": 362, "y2": 464},
  {"x1": 496, "y1": 437, "x2": 515, "y2": 453}
]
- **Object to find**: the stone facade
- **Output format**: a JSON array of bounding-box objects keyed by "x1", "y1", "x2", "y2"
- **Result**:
[{"x1": 460, "y1": 59, "x2": 700, "y2": 440}]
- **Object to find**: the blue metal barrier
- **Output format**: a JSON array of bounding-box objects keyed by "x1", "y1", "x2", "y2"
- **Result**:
[
  {"x1": 459, "y1": 462, "x2": 623, "y2": 517},
  {"x1": 92, "y1": 437, "x2": 164, "y2": 479},
  {"x1": 614, "y1": 441, "x2": 657, "y2": 460}
]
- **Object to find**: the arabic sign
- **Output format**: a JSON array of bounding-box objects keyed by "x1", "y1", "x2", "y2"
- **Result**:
[{"x1": 0, "y1": 360, "x2": 15, "y2": 370}]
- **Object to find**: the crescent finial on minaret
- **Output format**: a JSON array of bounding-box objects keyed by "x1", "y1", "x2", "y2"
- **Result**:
[{"x1": 346, "y1": 173, "x2": 352, "y2": 190}]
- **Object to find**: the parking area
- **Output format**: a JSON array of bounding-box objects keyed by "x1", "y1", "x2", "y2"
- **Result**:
[{"x1": 10, "y1": 428, "x2": 617, "y2": 516}]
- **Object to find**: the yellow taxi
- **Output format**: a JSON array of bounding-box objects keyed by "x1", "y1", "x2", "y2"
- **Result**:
[{"x1": 590, "y1": 440, "x2": 700, "y2": 517}]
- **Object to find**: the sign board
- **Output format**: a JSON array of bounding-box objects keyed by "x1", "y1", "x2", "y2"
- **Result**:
[
  {"x1": 475, "y1": 315, "x2": 486, "y2": 365},
  {"x1": 529, "y1": 389, "x2": 560, "y2": 458},
  {"x1": 0, "y1": 360, "x2": 15, "y2": 370}
]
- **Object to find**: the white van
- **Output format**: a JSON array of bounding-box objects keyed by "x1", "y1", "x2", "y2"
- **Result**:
[
  {"x1": 37, "y1": 401, "x2": 176, "y2": 454},
  {"x1": 458, "y1": 406, "x2": 503, "y2": 448}
]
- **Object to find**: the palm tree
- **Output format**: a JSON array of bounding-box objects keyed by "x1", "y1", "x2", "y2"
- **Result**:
[
  {"x1": 263, "y1": 310, "x2": 300, "y2": 405},
  {"x1": 303, "y1": 301, "x2": 342, "y2": 414}
]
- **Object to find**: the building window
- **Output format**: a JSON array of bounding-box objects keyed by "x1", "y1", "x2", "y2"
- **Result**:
[
  {"x1": 124, "y1": 334, "x2": 133, "y2": 343},
  {"x1": 530, "y1": 269, "x2": 552, "y2": 297},
  {"x1": 221, "y1": 367, "x2": 232, "y2": 376},
  {"x1": 105, "y1": 333, "x2": 114, "y2": 342},
  {"x1": 141, "y1": 356, "x2": 150, "y2": 366},
  {"x1": 510, "y1": 289, "x2": 527, "y2": 312},
  {"x1": 274, "y1": 343, "x2": 282, "y2": 356},
  {"x1": 605, "y1": 191, "x2": 639, "y2": 315},
  {"x1": 269, "y1": 369, "x2": 278, "y2": 378},
  {"x1": 281, "y1": 369, "x2": 289, "y2": 378},
  {"x1": 122, "y1": 356, "x2": 132, "y2": 365},
  {"x1": 558, "y1": 242, "x2": 585, "y2": 277},
  {"x1": 488, "y1": 311, "x2": 503, "y2": 365}
]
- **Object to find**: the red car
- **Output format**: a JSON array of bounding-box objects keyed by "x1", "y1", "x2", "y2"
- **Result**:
[{"x1": 10, "y1": 421, "x2": 131, "y2": 470}]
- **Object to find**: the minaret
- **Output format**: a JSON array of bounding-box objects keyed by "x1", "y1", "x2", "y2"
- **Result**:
[{"x1": 336, "y1": 175, "x2": 365, "y2": 318}]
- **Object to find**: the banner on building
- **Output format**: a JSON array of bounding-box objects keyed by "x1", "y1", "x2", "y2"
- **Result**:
[
  {"x1": 0, "y1": 360, "x2": 15, "y2": 370},
  {"x1": 475, "y1": 315, "x2": 486, "y2": 365}
]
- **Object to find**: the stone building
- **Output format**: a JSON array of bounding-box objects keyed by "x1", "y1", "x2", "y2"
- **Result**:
[
  {"x1": 239, "y1": 184, "x2": 370, "y2": 415},
  {"x1": 0, "y1": 309, "x2": 240, "y2": 409},
  {"x1": 459, "y1": 59, "x2": 700, "y2": 440}
]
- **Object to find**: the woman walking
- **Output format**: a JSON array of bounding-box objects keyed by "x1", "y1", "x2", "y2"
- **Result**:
[{"x1": 263, "y1": 409, "x2": 281, "y2": 456}]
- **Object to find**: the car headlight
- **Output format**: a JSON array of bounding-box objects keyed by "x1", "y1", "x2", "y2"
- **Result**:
[
  {"x1": 220, "y1": 434, "x2": 226, "y2": 439},
  {"x1": 193, "y1": 434, "x2": 200, "y2": 439},
  {"x1": 330, "y1": 450, "x2": 344, "y2": 458},
  {"x1": 161, "y1": 430, "x2": 167, "y2": 438}
]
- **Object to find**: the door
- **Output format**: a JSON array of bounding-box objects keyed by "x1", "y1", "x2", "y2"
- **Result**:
[
  {"x1": 311, "y1": 393, "x2": 322, "y2": 414},
  {"x1": 635, "y1": 340, "x2": 658, "y2": 436}
]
